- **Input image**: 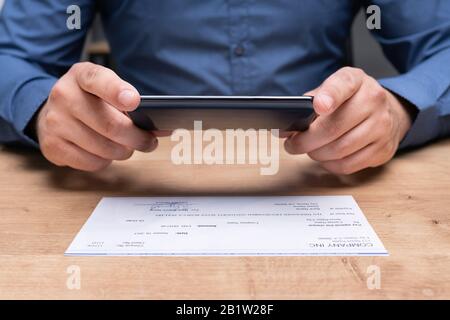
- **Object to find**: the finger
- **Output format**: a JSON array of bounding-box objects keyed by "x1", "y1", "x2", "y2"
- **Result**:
[
  {"x1": 70, "y1": 92, "x2": 158, "y2": 152},
  {"x1": 313, "y1": 67, "x2": 365, "y2": 115},
  {"x1": 279, "y1": 130, "x2": 296, "y2": 139},
  {"x1": 307, "y1": 116, "x2": 381, "y2": 162},
  {"x1": 72, "y1": 62, "x2": 140, "y2": 111},
  {"x1": 153, "y1": 130, "x2": 173, "y2": 137},
  {"x1": 53, "y1": 114, "x2": 134, "y2": 161},
  {"x1": 44, "y1": 137, "x2": 112, "y2": 172},
  {"x1": 319, "y1": 142, "x2": 387, "y2": 175},
  {"x1": 284, "y1": 87, "x2": 371, "y2": 154},
  {"x1": 303, "y1": 87, "x2": 319, "y2": 97}
]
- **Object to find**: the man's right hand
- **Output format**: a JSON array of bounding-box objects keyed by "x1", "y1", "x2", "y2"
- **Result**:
[{"x1": 36, "y1": 62, "x2": 158, "y2": 171}]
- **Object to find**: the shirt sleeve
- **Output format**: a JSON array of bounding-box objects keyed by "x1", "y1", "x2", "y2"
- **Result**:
[
  {"x1": 0, "y1": 0, "x2": 96, "y2": 147},
  {"x1": 364, "y1": 0, "x2": 450, "y2": 149}
]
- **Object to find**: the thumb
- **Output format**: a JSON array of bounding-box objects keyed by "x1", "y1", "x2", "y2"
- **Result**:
[
  {"x1": 303, "y1": 87, "x2": 319, "y2": 97},
  {"x1": 303, "y1": 87, "x2": 326, "y2": 116}
]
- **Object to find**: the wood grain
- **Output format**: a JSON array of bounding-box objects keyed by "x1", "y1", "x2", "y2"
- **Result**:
[{"x1": 0, "y1": 137, "x2": 449, "y2": 299}]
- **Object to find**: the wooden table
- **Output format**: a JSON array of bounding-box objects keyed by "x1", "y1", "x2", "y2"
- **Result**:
[{"x1": 1, "y1": 137, "x2": 449, "y2": 299}]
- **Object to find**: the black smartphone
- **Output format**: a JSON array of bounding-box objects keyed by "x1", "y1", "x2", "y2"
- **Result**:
[{"x1": 128, "y1": 95, "x2": 316, "y2": 131}]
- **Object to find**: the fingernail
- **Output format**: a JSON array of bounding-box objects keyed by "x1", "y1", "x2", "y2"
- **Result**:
[
  {"x1": 142, "y1": 138, "x2": 158, "y2": 152},
  {"x1": 284, "y1": 138, "x2": 295, "y2": 155},
  {"x1": 284, "y1": 133, "x2": 299, "y2": 154},
  {"x1": 318, "y1": 94, "x2": 334, "y2": 113},
  {"x1": 118, "y1": 89, "x2": 137, "y2": 107}
]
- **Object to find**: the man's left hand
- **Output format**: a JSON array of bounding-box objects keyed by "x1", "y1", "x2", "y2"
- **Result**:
[{"x1": 285, "y1": 67, "x2": 414, "y2": 175}]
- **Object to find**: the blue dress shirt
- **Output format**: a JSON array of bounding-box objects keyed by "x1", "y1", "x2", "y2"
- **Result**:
[{"x1": 0, "y1": 0, "x2": 449, "y2": 149}]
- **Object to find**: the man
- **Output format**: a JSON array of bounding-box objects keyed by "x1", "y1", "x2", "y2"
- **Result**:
[{"x1": 0, "y1": 1, "x2": 449, "y2": 174}]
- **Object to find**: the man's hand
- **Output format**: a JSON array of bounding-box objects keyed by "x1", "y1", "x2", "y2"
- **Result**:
[
  {"x1": 36, "y1": 62, "x2": 157, "y2": 172},
  {"x1": 285, "y1": 67, "x2": 413, "y2": 175}
]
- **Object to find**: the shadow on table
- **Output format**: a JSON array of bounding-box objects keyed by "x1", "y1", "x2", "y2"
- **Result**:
[{"x1": 2, "y1": 144, "x2": 389, "y2": 196}]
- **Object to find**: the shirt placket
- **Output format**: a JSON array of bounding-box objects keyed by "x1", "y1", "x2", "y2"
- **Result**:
[{"x1": 227, "y1": 0, "x2": 251, "y2": 95}]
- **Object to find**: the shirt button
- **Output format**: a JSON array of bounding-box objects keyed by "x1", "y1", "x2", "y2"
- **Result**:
[{"x1": 234, "y1": 45, "x2": 245, "y2": 56}]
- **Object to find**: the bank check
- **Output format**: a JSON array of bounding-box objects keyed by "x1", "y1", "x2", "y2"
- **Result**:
[{"x1": 65, "y1": 196, "x2": 388, "y2": 256}]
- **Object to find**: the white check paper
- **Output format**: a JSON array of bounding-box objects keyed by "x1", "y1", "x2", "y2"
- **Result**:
[{"x1": 65, "y1": 196, "x2": 388, "y2": 256}]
